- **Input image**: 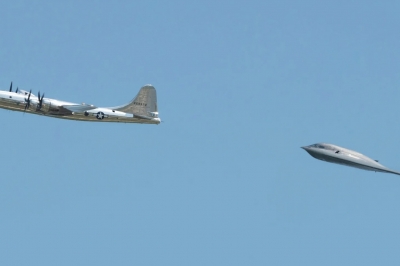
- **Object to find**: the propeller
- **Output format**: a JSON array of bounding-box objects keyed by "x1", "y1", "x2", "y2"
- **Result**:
[
  {"x1": 9, "y1": 82, "x2": 12, "y2": 92},
  {"x1": 37, "y1": 91, "x2": 45, "y2": 110},
  {"x1": 24, "y1": 90, "x2": 32, "y2": 112},
  {"x1": 16, "y1": 87, "x2": 18, "y2": 93}
]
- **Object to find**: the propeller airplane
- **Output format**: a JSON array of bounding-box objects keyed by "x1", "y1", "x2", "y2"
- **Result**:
[{"x1": 0, "y1": 82, "x2": 160, "y2": 124}]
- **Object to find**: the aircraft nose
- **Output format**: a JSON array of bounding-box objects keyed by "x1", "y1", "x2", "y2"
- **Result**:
[{"x1": 301, "y1": 146, "x2": 310, "y2": 151}]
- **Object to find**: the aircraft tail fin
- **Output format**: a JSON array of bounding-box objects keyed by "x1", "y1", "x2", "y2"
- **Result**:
[{"x1": 114, "y1": 85, "x2": 158, "y2": 116}]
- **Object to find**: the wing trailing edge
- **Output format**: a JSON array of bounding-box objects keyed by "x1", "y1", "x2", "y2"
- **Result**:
[{"x1": 61, "y1": 104, "x2": 98, "y2": 113}]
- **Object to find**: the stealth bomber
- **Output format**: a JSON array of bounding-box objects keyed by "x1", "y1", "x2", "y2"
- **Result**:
[{"x1": 302, "y1": 143, "x2": 400, "y2": 176}]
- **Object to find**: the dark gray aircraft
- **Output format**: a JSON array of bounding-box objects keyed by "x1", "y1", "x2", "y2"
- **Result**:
[{"x1": 302, "y1": 143, "x2": 400, "y2": 176}]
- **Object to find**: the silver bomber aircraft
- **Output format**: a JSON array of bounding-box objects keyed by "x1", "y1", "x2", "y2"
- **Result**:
[
  {"x1": 302, "y1": 143, "x2": 400, "y2": 176},
  {"x1": 0, "y1": 82, "x2": 160, "y2": 124}
]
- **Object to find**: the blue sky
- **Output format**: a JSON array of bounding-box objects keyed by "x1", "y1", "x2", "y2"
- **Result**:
[{"x1": 1, "y1": 1, "x2": 400, "y2": 265}]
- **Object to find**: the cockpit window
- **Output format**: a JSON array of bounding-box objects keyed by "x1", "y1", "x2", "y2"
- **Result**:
[
  {"x1": 312, "y1": 144, "x2": 335, "y2": 151},
  {"x1": 323, "y1": 145, "x2": 335, "y2": 151},
  {"x1": 310, "y1": 144, "x2": 325, "y2": 149}
]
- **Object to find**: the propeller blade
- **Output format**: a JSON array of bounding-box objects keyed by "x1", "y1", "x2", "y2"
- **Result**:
[
  {"x1": 37, "y1": 91, "x2": 45, "y2": 111},
  {"x1": 24, "y1": 90, "x2": 32, "y2": 112},
  {"x1": 37, "y1": 91, "x2": 41, "y2": 110},
  {"x1": 16, "y1": 87, "x2": 18, "y2": 93},
  {"x1": 9, "y1": 82, "x2": 12, "y2": 92}
]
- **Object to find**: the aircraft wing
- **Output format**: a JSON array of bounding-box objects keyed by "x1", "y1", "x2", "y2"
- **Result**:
[
  {"x1": 61, "y1": 104, "x2": 98, "y2": 113},
  {"x1": 380, "y1": 168, "x2": 400, "y2": 176}
]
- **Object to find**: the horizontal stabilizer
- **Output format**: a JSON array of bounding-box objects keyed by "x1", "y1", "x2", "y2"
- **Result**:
[{"x1": 133, "y1": 114, "x2": 153, "y2": 120}]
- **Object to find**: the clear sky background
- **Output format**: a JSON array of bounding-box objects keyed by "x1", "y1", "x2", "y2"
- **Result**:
[{"x1": 1, "y1": 1, "x2": 400, "y2": 265}]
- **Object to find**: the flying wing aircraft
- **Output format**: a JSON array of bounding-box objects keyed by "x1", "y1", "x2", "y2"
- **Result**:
[
  {"x1": 0, "y1": 82, "x2": 160, "y2": 124},
  {"x1": 302, "y1": 143, "x2": 400, "y2": 176}
]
